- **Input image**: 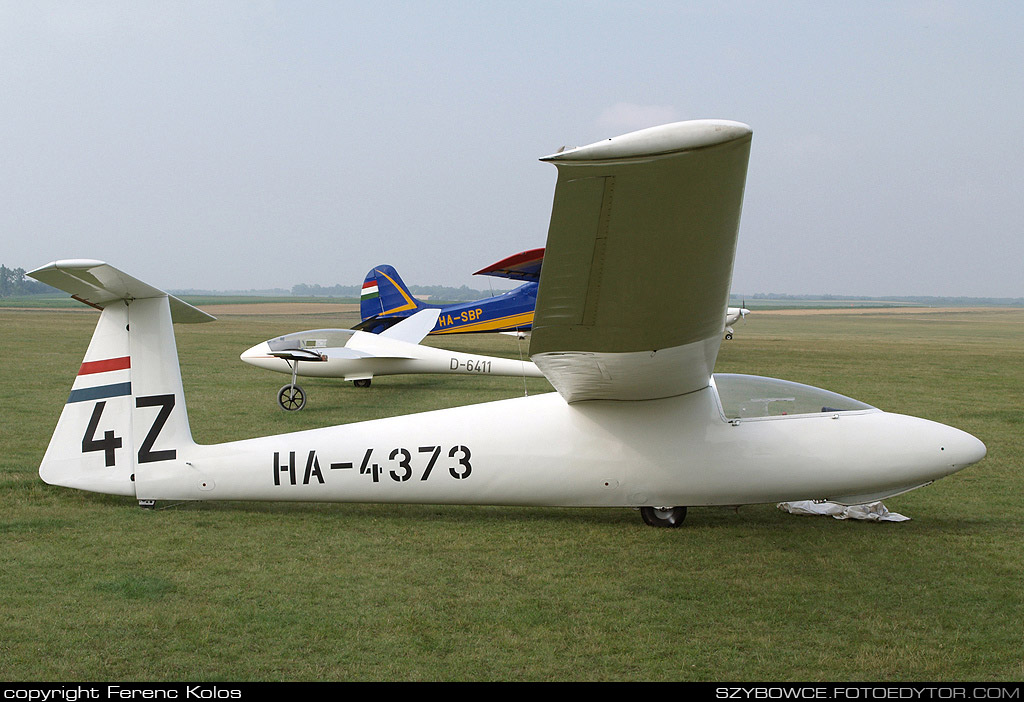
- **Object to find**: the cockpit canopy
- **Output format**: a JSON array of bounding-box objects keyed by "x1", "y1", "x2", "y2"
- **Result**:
[
  {"x1": 267, "y1": 329, "x2": 356, "y2": 353},
  {"x1": 712, "y1": 373, "x2": 875, "y2": 420}
]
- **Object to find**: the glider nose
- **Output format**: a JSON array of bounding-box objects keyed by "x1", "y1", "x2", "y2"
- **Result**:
[
  {"x1": 240, "y1": 341, "x2": 272, "y2": 366},
  {"x1": 942, "y1": 425, "x2": 986, "y2": 473}
]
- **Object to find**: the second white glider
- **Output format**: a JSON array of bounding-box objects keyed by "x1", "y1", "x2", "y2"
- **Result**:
[{"x1": 240, "y1": 308, "x2": 544, "y2": 409}]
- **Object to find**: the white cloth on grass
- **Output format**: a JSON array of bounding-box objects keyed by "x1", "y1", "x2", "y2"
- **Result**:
[{"x1": 777, "y1": 500, "x2": 910, "y2": 522}]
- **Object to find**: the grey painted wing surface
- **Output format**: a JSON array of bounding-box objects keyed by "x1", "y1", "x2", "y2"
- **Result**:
[{"x1": 529, "y1": 120, "x2": 752, "y2": 402}]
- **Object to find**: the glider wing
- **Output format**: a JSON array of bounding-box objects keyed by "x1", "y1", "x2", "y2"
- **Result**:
[{"x1": 529, "y1": 120, "x2": 752, "y2": 402}]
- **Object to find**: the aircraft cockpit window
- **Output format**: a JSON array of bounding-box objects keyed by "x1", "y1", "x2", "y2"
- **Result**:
[
  {"x1": 712, "y1": 373, "x2": 875, "y2": 420},
  {"x1": 268, "y1": 329, "x2": 356, "y2": 352}
]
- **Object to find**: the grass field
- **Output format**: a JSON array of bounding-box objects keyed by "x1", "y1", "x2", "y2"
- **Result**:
[{"x1": 1, "y1": 306, "x2": 1021, "y2": 682}]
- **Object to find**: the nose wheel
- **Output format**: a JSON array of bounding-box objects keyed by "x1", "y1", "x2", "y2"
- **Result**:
[
  {"x1": 276, "y1": 358, "x2": 308, "y2": 411},
  {"x1": 278, "y1": 384, "x2": 306, "y2": 411}
]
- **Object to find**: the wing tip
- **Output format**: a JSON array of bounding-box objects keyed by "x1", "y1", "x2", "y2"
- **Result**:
[
  {"x1": 28, "y1": 259, "x2": 107, "y2": 277},
  {"x1": 541, "y1": 119, "x2": 751, "y2": 163}
]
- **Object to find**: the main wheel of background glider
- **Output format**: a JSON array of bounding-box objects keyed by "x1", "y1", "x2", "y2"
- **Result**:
[
  {"x1": 277, "y1": 384, "x2": 306, "y2": 411},
  {"x1": 353, "y1": 379, "x2": 372, "y2": 388},
  {"x1": 640, "y1": 506, "x2": 687, "y2": 527},
  {"x1": 725, "y1": 333, "x2": 733, "y2": 340}
]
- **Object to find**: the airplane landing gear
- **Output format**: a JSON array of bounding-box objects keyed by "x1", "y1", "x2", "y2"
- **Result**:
[
  {"x1": 640, "y1": 506, "x2": 687, "y2": 527},
  {"x1": 278, "y1": 384, "x2": 306, "y2": 411},
  {"x1": 353, "y1": 379, "x2": 372, "y2": 388},
  {"x1": 277, "y1": 358, "x2": 307, "y2": 411}
]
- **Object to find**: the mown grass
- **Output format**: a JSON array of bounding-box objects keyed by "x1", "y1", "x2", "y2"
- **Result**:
[{"x1": 1, "y1": 307, "x2": 1021, "y2": 681}]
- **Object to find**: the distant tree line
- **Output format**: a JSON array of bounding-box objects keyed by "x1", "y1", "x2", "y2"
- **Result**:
[
  {"x1": 289, "y1": 283, "x2": 360, "y2": 297},
  {"x1": 0, "y1": 265, "x2": 54, "y2": 297}
]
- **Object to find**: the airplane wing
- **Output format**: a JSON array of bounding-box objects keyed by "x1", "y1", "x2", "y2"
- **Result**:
[
  {"x1": 27, "y1": 259, "x2": 215, "y2": 324},
  {"x1": 377, "y1": 308, "x2": 442, "y2": 344},
  {"x1": 528, "y1": 120, "x2": 752, "y2": 402},
  {"x1": 473, "y1": 248, "x2": 544, "y2": 281}
]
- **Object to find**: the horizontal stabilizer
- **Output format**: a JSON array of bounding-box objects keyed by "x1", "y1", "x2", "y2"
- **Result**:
[{"x1": 29, "y1": 259, "x2": 215, "y2": 324}]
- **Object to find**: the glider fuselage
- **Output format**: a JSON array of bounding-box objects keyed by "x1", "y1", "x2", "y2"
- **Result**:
[
  {"x1": 130, "y1": 382, "x2": 983, "y2": 509},
  {"x1": 29, "y1": 119, "x2": 988, "y2": 525},
  {"x1": 240, "y1": 328, "x2": 542, "y2": 381}
]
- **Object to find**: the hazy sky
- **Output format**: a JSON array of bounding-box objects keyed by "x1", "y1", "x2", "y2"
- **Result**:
[{"x1": 2, "y1": 1, "x2": 1021, "y2": 297}]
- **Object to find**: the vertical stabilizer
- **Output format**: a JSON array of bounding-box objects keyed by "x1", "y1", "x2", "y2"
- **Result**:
[
  {"x1": 44, "y1": 303, "x2": 136, "y2": 494},
  {"x1": 359, "y1": 265, "x2": 429, "y2": 324},
  {"x1": 28, "y1": 260, "x2": 212, "y2": 496}
]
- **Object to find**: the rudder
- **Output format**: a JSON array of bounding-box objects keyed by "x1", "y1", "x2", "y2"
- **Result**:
[{"x1": 359, "y1": 265, "x2": 429, "y2": 325}]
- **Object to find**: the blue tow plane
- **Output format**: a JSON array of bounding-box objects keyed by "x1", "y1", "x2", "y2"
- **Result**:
[{"x1": 356, "y1": 248, "x2": 542, "y2": 335}]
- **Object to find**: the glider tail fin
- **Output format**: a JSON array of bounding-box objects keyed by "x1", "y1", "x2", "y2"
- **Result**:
[
  {"x1": 359, "y1": 265, "x2": 427, "y2": 324},
  {"x1": 27, "y1": 260, "x2": 212, "y2": 496}
]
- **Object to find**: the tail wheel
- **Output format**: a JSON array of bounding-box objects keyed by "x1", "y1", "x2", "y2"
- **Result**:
[
  {"x1": 640, "y1": 506, "x2": 687, "y2": 528},
  {"x1": 278, "y1": 384, "x2": 306, "y2": 411}
]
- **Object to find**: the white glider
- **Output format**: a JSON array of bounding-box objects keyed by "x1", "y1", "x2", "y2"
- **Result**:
[
  {"x1": 239, "y1": 309, "x2": 544, "y2": 410},
  {"x1": 29, "y1": 119, "x2": 985, "y2": 526}
]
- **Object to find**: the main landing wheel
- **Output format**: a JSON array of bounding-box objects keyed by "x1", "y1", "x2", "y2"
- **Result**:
[
  {"x1": 640, "y1": 506, "x2": 687, "y2": 528},
  {"x1": 353, "y1": 379, "x2": 372, "y2": 388},
  {"x1": 278, "y1": 384, "x2": 306, "y2": 411}
]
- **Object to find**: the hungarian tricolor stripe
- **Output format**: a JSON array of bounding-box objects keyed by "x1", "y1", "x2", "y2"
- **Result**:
[{"x1": 361, "y1": 281, "x2": 379, "y2": 299}]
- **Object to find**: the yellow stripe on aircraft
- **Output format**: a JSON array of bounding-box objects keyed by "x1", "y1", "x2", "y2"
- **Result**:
[
  {"x1": 430, "y1": 311, "x2": 534, "y2": 334},
  {"x1": 377, "y1": 269, "x2": 421, "y2": 315}
]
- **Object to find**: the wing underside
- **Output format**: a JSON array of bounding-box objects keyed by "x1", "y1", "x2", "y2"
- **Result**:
[
  {"x1": 473, "y1": 248, "x2": 544, "y2": 281},
  {"x1": 528, "y1": 120, "x2": 752, "y2": 402}
]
